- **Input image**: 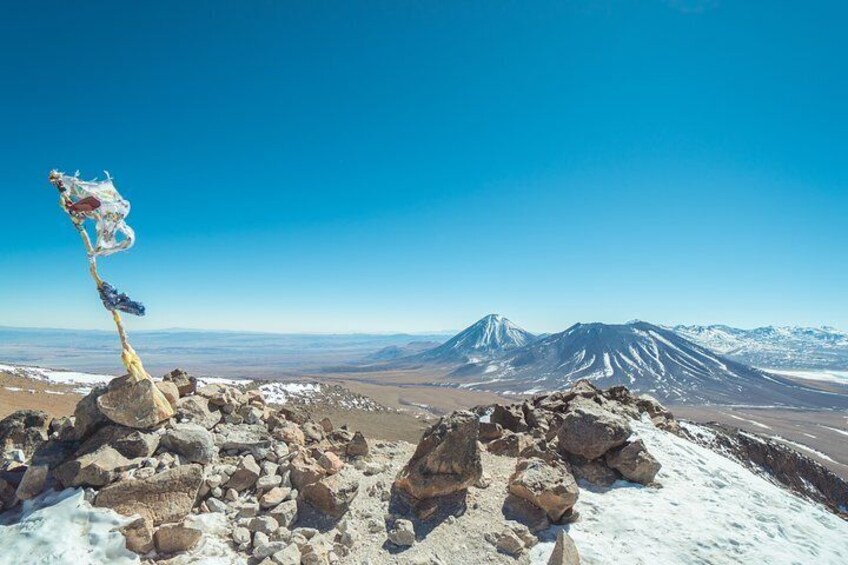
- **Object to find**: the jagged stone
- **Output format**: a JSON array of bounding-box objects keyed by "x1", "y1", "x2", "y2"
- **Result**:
[
  {"x1": 227, "y1": 454, "x2": 261, "y2": 491},
  {"x1": 318, "y1": 451, "x2": 344, "y2": 474},
  {"x1": 95, "y1": 464, "x2": 203, "y2": 526},
  {"x1": 214, "y1": 423, "x2": 271, "y2": 451},
  {"x1": 121, "y1": 516, "x2": 155, "y2": 554},
  {"x1": 155, "y1": 381, "x2": 180, "y2": 409},
  {"x1": 301, "y1": 421, "x2": 325, "y2": 443},
  {"x1": 301, "y1": 467, "x2": 359, "y2": 518},
  {"x1": 0, "y1": 410, "x2": 49, "y2": 459},
  {"x1": 394, "y1": 411, "x2": 482, "y2": 500},
  {"x1": 54, "y1": 445, "x2": 142, "y2": 487},
  {"x1": 174, "y1": 395, "x2": 221, "y2": 429},
  {"x1": 548, "y1": 529, "x2": 581, "y2": 564},
  {"x1": 491, "y1": 404, "x2": 528, "y2": 433},
  {"x1": 161, "y1": 423, "x2": 216, "y2": 464},
  {"x1": 569, "y1": 457, "x2": 620, "y2": 486},
  {"x1": 260, "y1": 486, "x2": 290, "y2": 509},
  {"x1": 76, "y1": 424, "x2": 159, "y2": 460},
  {"x1": 290, "y1": 453, "x2": 326, "y2": 490},
  {"x1": 96, "y1": 374, "x2": 174, "y2": 429},
  {"x1": 14, "y1": 464, "x2": 49, "y2": 500},
  {"x1": 268, "y1": 499, "x2": 298, "y2": 528},
  {"x1": 487, "y1": 432, "x2": 534, "y2": 457},
  {"x1": 556, "y1": 398, "x2": 631, "y2": 460},
  {"x1": 479, "y1": 422, "x2": 503, "y2": 442},
  {"x1": 345, "y1": 431, "x2": 369, "y2": 458},
  {"x1": 163, "y1": 368, "x2": 197, "y2": 397},
  {"x1": 71, "y1": 386, "x2": 109, "y2": 441},
  {"x1": 605, "y1": 439, "x2": 661, "y2": 485},
  {"x1": 508, "y1": 458, "x2": 578, "y2": 522},
  {"x1": 502, "y1": 493, "x2": 550, "y2": 532},
  {"x1": 272, "y1": 421, "x2": 306, "y2": 446}
]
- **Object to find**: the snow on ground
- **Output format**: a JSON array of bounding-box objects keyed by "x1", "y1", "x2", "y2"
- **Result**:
[
  {"x1": 0, "y1": 363, "x2": 113, "y2": 392},
  {"x1": 0, "y1": 489, "x2": 137, "y2": 565},
  {"x1": 769, "y1": 435, "x2": 836, "y2": 463},
  {"x1": 767, "y1": 369, "x2": 848, "y2": 384},
  {"x1": 258, "y1": 382, "x2": 320, "y2": 404},
  {"x1": 724, "y1": 413, "x2": 772, "y2": 430},
  {"x1": 195, "y1": 376, "x2": 254, "y2": 387},
  {"x1": 530, "y1": 417, "x2": 848, "y2": 565}
]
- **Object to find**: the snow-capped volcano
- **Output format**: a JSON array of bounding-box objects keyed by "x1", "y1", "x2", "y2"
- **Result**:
[
  {"x1": 449, "y1": 321, "x2": 848, "y2": 407},
  {"x1": 414, "y1": 314, "x2": 535, "y2": 364},
  {"x1": 671, "y1": 324, "x2": 848, "y2": 370}
]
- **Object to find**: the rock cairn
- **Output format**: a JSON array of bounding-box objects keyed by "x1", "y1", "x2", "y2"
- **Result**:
[{"x1": 0, "y1": 368, "x2": 372, "y2": 564}]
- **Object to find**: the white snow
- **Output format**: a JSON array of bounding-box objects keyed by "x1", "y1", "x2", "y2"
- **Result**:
[
  {"x1": 725, "y1": 413, "x2": 772, "y2": 430},
  {"x1": 0, "y1": 489, "x2": 138, "y2": 565},
  {"x1": 820, "y1": 425, "x2": 848, "y2": 438},
  {"x1": 258, "y1": 382, "x2": 320, "y2": 404},
  {"x1": 196, "y1": 376, "x2": 254, "y2": 387},
  {"x1": 767, "y1": 369, "x2": 848, "y2": 384},
  {"x1": 0, "y1": 363, "x2": 113, "y2": 391},
  {"x1": 530, "y1": 417, "x2": 848, "y2": 565}
]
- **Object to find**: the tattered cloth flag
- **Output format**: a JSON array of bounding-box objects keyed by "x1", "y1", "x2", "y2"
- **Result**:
[{"x1": 48, "y1": 170, "x2": 154, "y2": 386}]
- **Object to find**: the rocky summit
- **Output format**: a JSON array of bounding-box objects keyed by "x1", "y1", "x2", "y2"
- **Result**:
[{"x1": 0, "y1": 372, "x2": 846, "y2": 564}]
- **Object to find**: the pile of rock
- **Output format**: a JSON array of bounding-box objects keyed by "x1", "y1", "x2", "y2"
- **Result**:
[
  {"x1": 383, "y1": 380, "x2": 667, "y2": 563},
  {"x1": 0, "y1": 368, "x2": 372, "y2": 564}
]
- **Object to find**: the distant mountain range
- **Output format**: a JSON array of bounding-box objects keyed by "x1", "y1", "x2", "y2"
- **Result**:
[
  {"x1": 670, "y1": 324, "x2": 848, "y2": 370},
  {"x1": 385, "y1": 316, "x2": 848, "y2": 407}
]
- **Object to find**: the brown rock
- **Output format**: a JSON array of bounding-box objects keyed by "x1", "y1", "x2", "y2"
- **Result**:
[
  {"x1": 317, "y1": 452, "x2": 344, "y2": 474},
  {"x1": 96, "y1": 375, "x2": 175, "y2": 429},
  {"x1": 54, "y1": 445, "x2": 142, "y2": 487},
  {"x1": 301, "y1": 467, "x2": 359, "y2": 518},
  {"x1": 479, "y1": 422, "x2": 503, "y2": 442},
  {"x1": 319, "y1": 417, "x2": 333, "y2": 433},
  {"x1": 0, "y1": 410, "x2": 49, "y2": 459},
  {"x1": 71, "y1": 386, "x2": 109, "y2": 441},
  {"x1": 154, "y1": 524, "x2": 202, "y2": 553},
  {"x1": 290, "y1": 453, "x2": 327, "y2": 490},
  {"x1": 301, "y1": 421, "x2": 325, "y2": 443},
  {"x1": 95, "y1": 464, "x2": 204, "y2": 526},
  {"x1": 14, "y1": 464, "x2": 49, "y2": 500},
  {"x1": 175, "y1": 395, "x2": 221, "y2": 430},
  {"x1": 491, "y1": 404, "x2": 529, "y2": 433},
  {"x1": 227, "y1": 454, "x2": 261, "y2": 491},
  {"x1": 259, "y1": 486, "x2": 290, "y2": 509},
  {"x1": 487, "y1": 432, "x2": 534, "y2": 457},
  {"x1": 508, "y1": 458, "x2": 578, "y2": 522},
  {"x1": 121, "y1": 516, "x2": 155, "y2": 554},
  {"x1": 345, "y1": 431, "x2": 369, "y2": 458},
  {"x1": 605, "y1": 439, "x2": 661, "y2": 485},
  {"x1": 393, "y1": 411, "x2": 482, "y2": 500},
  {"x1": 273, "y1": 421, "x2": 306, "y2": 446},
  {"x1": 502, "y1": 493, "x2": 550, "y2": 532},
  {"x1": 163, "y1": 369, "x2": 197, "y2": 397},
  {"x1": 556, "y1": 399, "x2": 631, "y2": 460},
  {"x1": 77, "y1": 424, "x2": 159, "y2": 459},
  {"x1": 156, "y1": 381, "x2": 180, "y2": 409},
  {"x1": 548, "y1": 529, "x2": 580, "y2": 564},
  {"x1": 569, "y1": 458, "x2": 620, "y2": 486},
  {"x1": 278, "y1": 406, "x2": 308, "y2": 425}
]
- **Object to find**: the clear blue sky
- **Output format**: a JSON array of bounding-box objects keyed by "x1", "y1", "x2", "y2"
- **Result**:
[{"x1": 1, "y1": 1, "x2": 846, "y2": 333}]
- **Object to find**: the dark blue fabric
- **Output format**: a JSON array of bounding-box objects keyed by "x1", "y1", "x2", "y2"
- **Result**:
[{"x1": 98, "y1": 281, "x2": 146, "y2": 316}]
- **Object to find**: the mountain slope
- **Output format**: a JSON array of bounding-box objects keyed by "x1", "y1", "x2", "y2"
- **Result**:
[
  {"x1": 448, "y1": 321, "x2": 848, "y2": 407},
  {"x1": 412, "y1": 314, "x2": 535, "y2": 364},
  {"x1": 672, "y1": 324, "x2": 848, "y2": 370}
]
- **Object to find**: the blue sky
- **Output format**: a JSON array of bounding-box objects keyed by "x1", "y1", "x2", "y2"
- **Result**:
[{"x1": 1, "y1": 1, "x2": 846, "y2": 333}]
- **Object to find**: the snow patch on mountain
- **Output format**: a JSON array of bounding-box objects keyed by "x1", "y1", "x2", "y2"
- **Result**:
[
  {"x1": 414, "y1": 314, "x2": 535, "y2": 363},
  {"x1": 672, "y1": 324, "x2": 848, "y2": 371},
  {"x1": 530, "y1": 418, "x2": 848, "y2": 565}
]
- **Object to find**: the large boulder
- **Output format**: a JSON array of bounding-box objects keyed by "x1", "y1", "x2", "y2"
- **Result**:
[
  {"x1": 95, "y1": 464, "x2": 204, "y2": 526},
  {"x1": 77, "y1": 424, "x2": 159, "y2": 459},
  {"x1": 556, "y1": 399, "x2": 631, "y2": 460},
  {"x1": 346, "y1": 431, "x2": 369, "y2": 458},
  {"x1": 605, "y1": 439, "x2": 661, "y2": 485},
  {"x1": 0, "y1": 410, "x2": 49, "y2": 458},
  {"x1": 393, "y1": 411, "x2": 482, "y2": 500},
  {"x1": 54, "y1": 445, "x2": 142, "y2": 487},
  {"x1": 226, "y1": 454, "x2": 261, "y2": 491},
  {"x1": 71, "y1": 386, "x2": 109, "y2": 440},
  {"x1": 508, "y1": 458, "x2": 579, "y2": 522},
  {"x1": 161, "y1": 423, "x2": 216, "y2": 464},
  {"x1": 301, "y1": 467, "x2": 359, "y2": 518},
  {"x1": 96, "y1": 374, "x2": 175, "y2": 429},
  {"x1": 289, "y1": 453, "x2": 327, "y2": 490}
]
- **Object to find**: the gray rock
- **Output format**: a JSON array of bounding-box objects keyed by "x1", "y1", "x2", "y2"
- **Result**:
[
  {"x1": 249, "y1": 515, "x2": 279, "y2": 534},
  {"x1": 548, "y1": 529, "x2": 580, "y2": 564},
  {"x1": 387, "y1": 519, "x2": 415, "y2": 547},
  {"x1": 556, "y1": 399, "x2": 631, "y2": 460},
  {"x1": 161, "y1": 424, "x2": 217, "y2": 464},
  {"x1": 227, "y1": 454, "x2": 261, "y2": 491},
  {"x1": 508, "y1": 458, "x2": 579, "y2": 522},
  {"x1": 175, "y1": 395, "x2": 221, "y2": 430},
  {"x1": 605, "y1": 439, "x2": 661, "y2": 485},
  {"x1": 215, "y1": 423, "x2": 272, "y2": 451}
]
